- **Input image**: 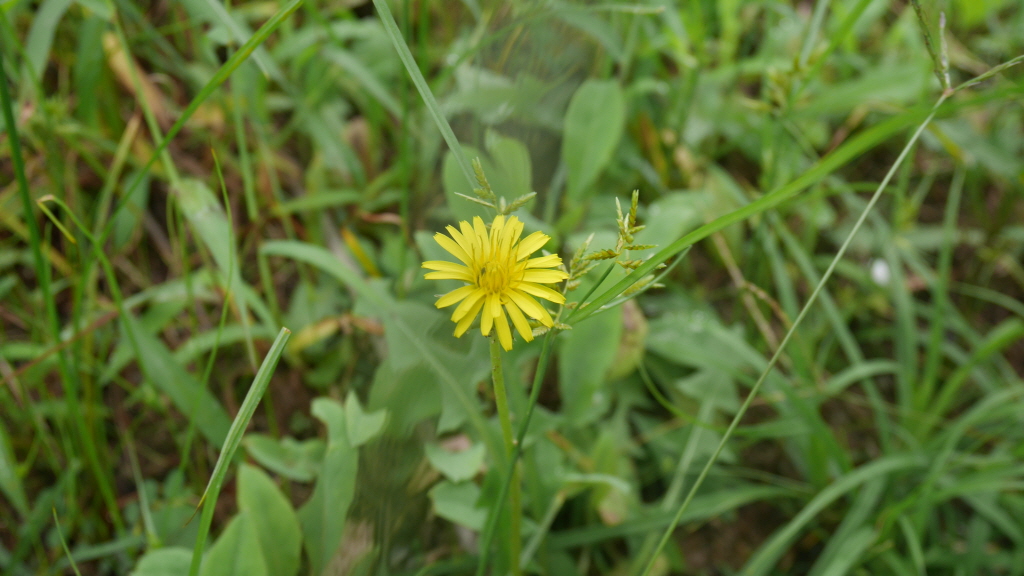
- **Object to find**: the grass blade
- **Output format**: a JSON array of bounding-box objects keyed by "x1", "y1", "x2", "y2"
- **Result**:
[
  {"x1": 187, "y1": 327, "x2": 292, "y2": 576},
  {"x1": 372, "y1": 0, "x2": 475, "y2": 189}
]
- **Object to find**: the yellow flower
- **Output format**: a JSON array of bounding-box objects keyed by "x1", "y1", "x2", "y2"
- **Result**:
[{"x1": 423, "y1": 215, "x2": 568, "y2": 351}]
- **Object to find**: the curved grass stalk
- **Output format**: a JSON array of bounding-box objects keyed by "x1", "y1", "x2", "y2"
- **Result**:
[{"x1": 634, "y1": 93, "x2": 949, "y2": 576}]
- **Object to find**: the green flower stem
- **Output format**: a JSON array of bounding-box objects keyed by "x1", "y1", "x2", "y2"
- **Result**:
[
  {"x1": 490, "y1": 338, "x2": 515, "y2": 455},
  {"x1": 477, "y1": 329, "x2": 555, "y2": 575},
  {"x1": 489, "y1": 337, "x2": 522, "y2": 576}
]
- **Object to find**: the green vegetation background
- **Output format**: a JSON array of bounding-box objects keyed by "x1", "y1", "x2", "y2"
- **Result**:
[{"x1": 1, "y1": 0, "x2": 1023, "y2": 575}]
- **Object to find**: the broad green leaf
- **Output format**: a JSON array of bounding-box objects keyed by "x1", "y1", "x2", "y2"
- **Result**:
[
  {"x1": 675, "y1": 369, "x2": 740, "y2": 415},
  {"x1": 647, "y1": 309, "x2": 770, "y2": 379},
  {"x1": 21, "y1": 0, "x2": 74, "y2": 98},
  {"x1": 344, "y1": 391, "x2": 388, "y2": 448},
  {"x1": 425, "y1": 442, "x2": 485, "y2": 483},
  {"x1": 558, "y1": 305, "x2": 623, "y2": 426},
  {"x1": 299, "y1": 398, "x2": 358, "y2": 576},
  {"x1": 243, "y1": 435, "x2": 325, "y2": 482},
  {"x1": 442, "y1": 145, "x2": 493, "y2": 223},
  {"x1": 237, "y1": 465, "x2": 301, "y2": 576},
  {"x1": 198, "y1": 513, "x2": 268, "y2": 576},
  {"x1": 382, "y1": 301, "x2": 490, "y2": 433},
  {"x1": 130, "y1": 547, "x2": 192, "y2": 576},
  {"x1": 73, "y1": 14, "x2": 107, "y2": 127},
  {"x1": 445, "y1": 68, "x2": 556, "y2": 128},
  {"x1": 485, "y1": 131, "x2": 534, "y2": 205},
  {"x1": 563, "y1": 80, "x2": 625, "y2": 202},
  {"x1": 954, "y1": 0, "x2": 1011, "y2": 26},
  {"x1": 796, "y1": 64, "x2": 928, "y2": 119},
  {"x1": 430, "y1": 481, "x2": 486, "y2": 531},
  {"x1": 442, "y1": 131, "x2": 536, "y2": 217},
  {"x1": 112, "y1": 170, "x2": 151, "y2": 249},
  {"x1": 104, "y1": 299, "x2": 190, "y2": 383}
]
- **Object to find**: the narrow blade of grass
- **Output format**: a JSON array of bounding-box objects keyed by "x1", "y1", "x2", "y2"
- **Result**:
[
  {"x1": 187, "y1": 327, "x2": 291, "y2": 576},
  {"x1": 372, "y1": 0, "x2": 475, "y2": 189}
]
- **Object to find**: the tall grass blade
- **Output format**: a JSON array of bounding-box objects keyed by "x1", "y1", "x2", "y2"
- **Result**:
[
  {"x1": 187, "y1": 327, "x2": 291, "y2": 576},
  {"x1": 372, "y1": 0, "x2": 475, "y2": 189}
]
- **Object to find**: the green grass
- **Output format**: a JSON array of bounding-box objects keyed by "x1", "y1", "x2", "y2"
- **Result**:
[{"x1": 1, "y1": 1, "x2": 1023, "y2": 575}]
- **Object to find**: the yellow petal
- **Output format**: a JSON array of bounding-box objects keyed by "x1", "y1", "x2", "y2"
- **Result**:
[
  {"x1": 425, "y1": 271, "x2": 473, "y2": 281},
  {"x1": 494, "y1": 306, "x2": 513, "y2": 351},
  {"x1": 499, "y1": 216, "x2": 523, "y2": 256},
  {"x1": 481, "y1": 293, "x2": 498, "y2": 336},
  {"x1": 451, "y1": 289, "x2": 486, "y2": 322},
  {"x1": 505, "y1": 299, "x2": 533, "y2": 343},
  {"x1": 435, "y1": 232, "x2": 471, "y2": 264},
  {"x1": 454, "y1": 298, "x2": 485, "y2": 337},
  {"x1": 446, "y1": 225, "x2": 474, "y2": 255},
  {"x1": 473, "y1": 217, "x2": 489, "y2": 257},
  {"x1": 459, "y1": 220, "x2": 479, "y2": 256},
  {"x1": 522, "y1": 269, "x2": 569, "y2": 284},
  {"x1": 516, "y1": 231, "x2": 550, "y2": 260},
  {"x1": 517, "y1": 281, "x2": 566, "y2": 304},
  {"x1": 505, "y1": 217, "x2": 524, "y2": 248},
  {"x1": 435, "y1": 285, "x2": 477, "y2": 309},
  {"x1": 491, "y1": 215, "x2": 506, "y2": 246},
  {"x1": 489, "y1": 292, "x2": 503, "y2": 319},
  {"x1": 506, "y1": 290, "x2": 554, "y2": 326},
  {"x1": 422, "y1": 260, "x2": 470, "y2": 273},
  {"x1": 525, "y1": 254, "x2": 562, "y2": 269}
]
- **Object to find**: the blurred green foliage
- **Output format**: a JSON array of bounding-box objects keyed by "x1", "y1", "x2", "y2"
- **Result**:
[{"x1": 0, "y1": 0, "x2": 1023, "y2": 575}]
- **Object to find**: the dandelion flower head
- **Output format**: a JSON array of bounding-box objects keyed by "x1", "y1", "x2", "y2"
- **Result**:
[{"x1": 423, "y1": 215, "x2": 568, "y2": 351}]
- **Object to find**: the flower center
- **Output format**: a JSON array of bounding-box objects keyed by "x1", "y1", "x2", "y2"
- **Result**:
[{"x1": 477, "y1": 258, "x2": 517, "y2": 294}]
